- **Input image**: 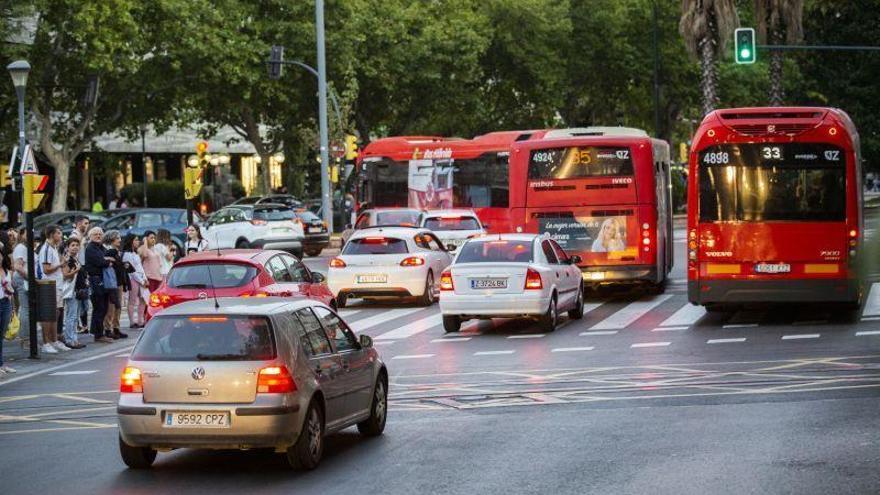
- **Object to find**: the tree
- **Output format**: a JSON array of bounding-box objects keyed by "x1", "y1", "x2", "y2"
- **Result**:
[
  {"x1": 679, "y1": 0, "x2": 739, "y2": 116},
  {"x1": 755, "y1": 0, "x2": 804, "y2": 106}
]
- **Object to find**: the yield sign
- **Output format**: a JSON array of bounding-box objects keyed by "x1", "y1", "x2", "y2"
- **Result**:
[{"x1": 19, "y1": 144, "x2": 37, "y2": 174}]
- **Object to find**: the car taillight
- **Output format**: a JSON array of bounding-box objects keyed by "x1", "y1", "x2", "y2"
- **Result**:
[
  {"x1": 439, "y1": 270, "x2": 454, "y2": 291},
  {"x1": 329, "y1": 257, "x2": 346, "y2": 268},
  {"x1": 525, "y1": 268, "x2": 542, "y2": 290},
  {"x1": 257, "y1": 365, "x2": 296, "y2": 393},
  {"x1": 400, "y1": 256, "x2": 425, "y2": 267},
  {"x1": 149, "y1": 292, "x2": 172, "y2": 308},
  {"x1": 241, "y1": 290, "x2": 269, "y2": 298},
  {"x1": 120, "y1": 367, "x2": 143, "y2": 393},
  {"x1": 251, "y1": 219, "x2": 267, "y2": 226}
]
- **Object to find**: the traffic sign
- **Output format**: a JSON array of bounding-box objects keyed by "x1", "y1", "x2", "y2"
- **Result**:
[
  {"x1": 19, "y1": 144, "x2": 37, "y2": 174},
  {"x1": 8, "y1": 146, "x2": 17, "y2": 176},
  {"x1": 23, "y1": 174, "x2": 48, "y2": 212}
]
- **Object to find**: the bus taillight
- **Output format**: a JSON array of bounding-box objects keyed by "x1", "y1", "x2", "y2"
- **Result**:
[
  {"x1": 688, "y1": 229, "x2": 698, "y2": 264},
  {"x1": 641, "y1": 222, "x2": 651, "y2": 252}
]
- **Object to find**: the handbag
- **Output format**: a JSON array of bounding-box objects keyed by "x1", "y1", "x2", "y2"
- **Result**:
[
  {"x1": 5, "y1": 312, "x2": 19, "y2": 341},
  {"x1": 102, "y1": 266, "x2": 118, "y2": 290}
]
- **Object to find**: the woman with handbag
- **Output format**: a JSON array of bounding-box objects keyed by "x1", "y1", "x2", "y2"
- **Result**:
[
  {"x1": 60, "y1": 237, "x2": 86, "y2": 349},
  {"x1": 0, "y1": 249, "x2": 16, "y2": 375},
  {"x1": 102, "y1": 231, "x2": 129, "y2": 340},
  {"x1": 84, "y1": 227, "x2": 114, "y2": 344},
  {"x1": 122, "y1": 235, "x2": 147, "y2": 329}
]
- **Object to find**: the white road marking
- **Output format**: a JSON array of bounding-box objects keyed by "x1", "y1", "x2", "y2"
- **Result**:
[
  {"x1": 48, "y1": 370, "x2": 99, "y2": 376},
  {"x1": 507, "y1": 334, "x2": 545, "y2": 339},
  {"x1": 114, "y1": 352, "x2": 130, "y2": 358},
  {"x1": 863, "y1": 282, "x2": 880, "y2": 317},
  {"x1": 391, "y1": 354, "x2": 434, "y2": 360},
  {"x1": 349, "y1": 307, "x2": 425, "y2": 333},
  {"x1": 707, "y1": 338, "x2": 746, "y2": 344},
  {"x1": 856, "y1": 330, "x2": 880, "y2": 336},
  {"x1": 373, "y1": 314, "x2": 442, "y2": 340},
  {"x1": 590, "y1": 294, "x2": 673, "y2": 330},
  {"x1": 430, "y1": 337, "x2": 472, "y2": 343},
  {"x1": 551, "y1": 347, "x2": 595, "y2": 353},
  {"x1": 659, "y1": 304, "x2": 706, "y2": 327},
  {"x1": 861, "y1": 316, "x2": 880, "y2": 322},
  {"x1": 652, "y1": 326, "x2": 689, "y2": 332},
  {"x1": 723, "y1": 323, "x2": 759, "y2": 329},
  {"x1": 631, "y1": 342, "x2": 671, "y2": 348},
  {"x1": 782, "y1": 334, "x2": 820, "y2": 340},
  {"x1": 579, "y1": 330, "x2": 618, "y2": 336},
  {"x1": 0, "y1": 344, "x2": 137, "y2": 387},
  {"x1": 474, "y1": 350, "x2": 515, "y2": 356},
  {"x1": 372, "y1": 341, "x2": 396, "y2": 346}
]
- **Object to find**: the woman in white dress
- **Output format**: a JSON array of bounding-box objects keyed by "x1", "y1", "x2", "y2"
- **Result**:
[{"x1": 122, "y1": 234, "x2": 148, "y2": 329}]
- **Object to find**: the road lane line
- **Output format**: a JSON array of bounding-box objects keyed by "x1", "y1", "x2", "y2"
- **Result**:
[
  {"x1": 590, "y1": 294, "x2": 673, "y2": 330},
  {"x1": 430, "y1": 337, "x2": 472, "y2": 343},
  {"x1": 861, "y1": 316, "x2": 880, "y2": 322},
  {"x1": 631, "y1": 342, "x2": 671, "y2": 348},
  {"x1": 579, "y1": 331, "x2": 618, "y2": 336},
  {"x1": 48, "y1": 370, "x2": 98, "y2": 376},
  {"x1": 856, "y1": 330, "x2": 880, "y2": 336},
  {"x1": 114, "y1": 352, "x2": 130, "y2": 358},
  {"x1": 551, "y1": 347, "x2": 595, "y2": 353},
  {"x1": 863, "y1": 282, "x2": 880, "y2": 317},
  {"x1": 507, "y1": 334, "x2": 546, "y2": 339},
  {"x1": 0, "y1": 424, "x2": 117, "y2": 435},
  {"x1": 373, "y1": 314, "x2": 442, "y2": 340},
  {"x1": 391, "y1": 354, "x2": 434, "y2": 360},
  {"x1": 782, "y1": 334, "x2": 820, "y2": 340},
  {"x1": 707, "y1": 338, "x2": 746, "y2": 344},
  {"x1": 659, "y1": 304, "x2": 706, "y2": 327},
  {"x1": 474, "y1": 350, "x2": 515, "y2": 356},
  {"x1": 652, "y1": 326, "x2": 689, "y2": 332},
  {"x1": 373, "y1": 341, "x2": 396, "y2": 346},
  {"x1": 0, "y1": 344, "x2": 136, "y2": 387},
  {"x1": 723, "y1": 323, "x2": 759, "y2": 329},
  {"x1": 349, "y1": 308, "x2": 425, "y2": 333}
]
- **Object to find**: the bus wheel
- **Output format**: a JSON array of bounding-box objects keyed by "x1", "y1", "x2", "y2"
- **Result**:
[
  {"x1": 647, "y1": 279, "x2": 667, "y2": 295},
  {"x1": 833, "y1": 302, "x2": 861, "y2": 323},
  {"x1": 705, "y1": 304, "x2": 734, "y2": 314}
]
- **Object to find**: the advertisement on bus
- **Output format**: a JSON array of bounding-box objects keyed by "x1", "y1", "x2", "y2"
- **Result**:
[
  {"x1": 538, "y1": 214, "x2": 636, "y2": 258},
  {"x1": 407, "y1": 151, "x2": 455, "y2": 210}
]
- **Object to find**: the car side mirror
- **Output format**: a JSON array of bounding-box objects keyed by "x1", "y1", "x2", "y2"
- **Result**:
[
  {"x1": 359, "y1": 334, "x2": 373, "y2": 349},
  {"x1": 311, "y1": 272, "x2": 325, "y2": 283},
  {"x1": 569, "y1": 255, "x2": 582, "y2": 264},
  {"x1": 446, "y1": 243, "x2": 457, "y2": 252}
]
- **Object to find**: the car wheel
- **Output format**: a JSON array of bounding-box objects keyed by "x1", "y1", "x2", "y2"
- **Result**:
[
  {"x1": 833, "y1": 302, "x2": 862, "y2": 323},
  {"x1": 442, "y1": 315, "x2": 461, "y2": 333},
  {"x1": 286, "y1": 401, "x2": 324, "y2": 470},
  {"x1": 540, "y1": 296, "x2": 557, "y2": 333},
  {"x1": 118, "y1": 434, "x2": 156, "y2": 469},
  {"x1": 568, "y1": 284, "x2": 585, "y2": 320},
  {"x1": 305, "y1": 248, "x2": 323, "y2": 257},
  {"x1": 337, "y1": 294, "x2": 347, "y2": 309},
  {"x1": 235, "y1": 239, "x2": 250, "y2": 249},
  {"x1": 419, "y1": 271, "x2": 435, "y2": 306},
  {"x1": 357, "y1": 375, "x2": 388, "y2": 437}
]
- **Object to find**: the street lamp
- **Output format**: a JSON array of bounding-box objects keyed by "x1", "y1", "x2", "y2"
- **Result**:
[
  {"x1": 7, "y1": 59, "x2": 38, "y2": 359},
  {"x1": 139, "y1": 123, "x2": 148, "y2": 207}
]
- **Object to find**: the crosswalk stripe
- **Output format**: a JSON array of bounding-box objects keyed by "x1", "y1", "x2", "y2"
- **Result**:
[
  {"x1": 707, "y1": 338, "x2": 746, "y2": 344},
  {"x1": 337, "y1": 309, "x2": 362, "y2": 318},
  {"x1": 551, "y1": 347, "x2": 595, "y2": 353},
  {"x1": 659, "y1": 304, "x2": 706, "y2": 327},
  {"x1": 631, "y1": 342, "x2": 670, "y2": 348},
  {"x1": 373, "y1": 314, "x2": 442, "y2": 340},
  {"x1": 474, "y1": 350, "x2": 515, "y2": 356},
  {"x1": 579, "y1": 330, "x2": 618, "y2": 336},
  {"x1": 863, "y1": 283, "x2": 880, "y2": 317},
  {"x1": 782, "y1": 334, "x2": 820, "y2": 340},
  {"x1": 856, "y1": 331, "x2": 880, "y2": 336},
  {"x1": 507, "y1": 334, "x2": 546, "y2": 339},
  {"x1": 431, "y1": 337, "x2": 471, "y2": 343},
  {"x1": 48, "y1": 370, "x2": 98, "y2": 376},
  {"x1": 392, "y1": 354, "x2": 434, "y2": 360},
  {"x1": 348, "y1": 308, "x2": 425, "y2": 333},
  {"x1": 590, "y1": 294, "x2": 673, "y2": 330}
]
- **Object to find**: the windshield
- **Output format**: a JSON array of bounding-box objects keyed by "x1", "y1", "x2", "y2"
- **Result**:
[
  {"x1": 529, "y1": 146, "x2": 634, "y2": 179},
  {"x1": 167, "y1": 263, "x2": 258, "y2": 289},
  {"x1": 456, "y1": 240, "x2": 533, "y2": 263},
  {"x1": 424, "y1": 216, "x2": 481, "y2": 231},
  {"x1": 698, "y1": 143, "x2": 846, "y2": 222},
  {"x1": 254, "y1": 207, "x2": 293, "y2": 221},
  {"x1": 131, "y1": 315, "x2": 275, "y2": 361},
  {"x1": 375, "y1": 211, "x2": 421, "y2": 226},
  {"x1": 343, "y1": 237, "x2": 409, "y2": 255}
]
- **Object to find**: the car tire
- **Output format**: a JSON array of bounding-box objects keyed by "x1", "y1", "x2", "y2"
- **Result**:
[
  {"x1": 443, "y1": 315, "x2": 461, "y2": 333},
  {"x1": 286, "y1": 401, "x2": 324, "y2": 470},
  {"x1": 235, "y1": 239, "x2": 250, "y2": 249},
  {"x1": 419, "y1": 271, "x2": 435, "y2": 306},
  {"x1": 337, "y1": 294, "x2": 347, "y2": 308},
  {"x1": 539, "y1": 295, "x2": 557, "y2": 333},
  {"x1": 357, "y1": 375, "x2": 388, "y2": 437},
  {"x1": 118, "y1": 434, "x2": 157, "y2": 469},
  {"x1": 568, "y1": 284, "x2": 585, "y2": 320},
  {"x1": 305, "y1": 248, "x2": 323, "y2": 257},
  {"x1": 834, "y1": 302, "x2": 862, "y2": 323}
]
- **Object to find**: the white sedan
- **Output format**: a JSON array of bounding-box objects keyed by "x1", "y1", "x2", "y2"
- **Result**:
[
  {"x1": 328, "y1": 227, "x2": 453, "y2": 307},
  {"x1": 439, "y1": 234, "x2": 585, "y2": 333},
  {"x1": 420, "y1": 209, "x2": 486, "y2": 250}
]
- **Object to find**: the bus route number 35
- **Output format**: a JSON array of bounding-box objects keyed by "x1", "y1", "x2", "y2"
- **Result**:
[{"x1": 702, "y1": 151, "x2": 730, "y2": 165}]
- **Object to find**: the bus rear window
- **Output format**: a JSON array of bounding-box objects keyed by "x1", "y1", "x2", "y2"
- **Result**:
[
  {"x1": 423, "y1": 216, "x2": 481, "y2": 231},
  {"x1": 529, "y1": 146, "x2": 634, "y2": 179},
  {"x1": 343, "y1": 237, "x2": 409, "y2": 255},
  {"x1": 131, "y1": 315, "x2": 275, "y2": 361},
  {"x1": 457, "y1": 240, "x2": 533, "y2": 263}
]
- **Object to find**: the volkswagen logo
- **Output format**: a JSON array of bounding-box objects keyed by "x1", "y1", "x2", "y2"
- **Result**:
[
  {"x1": 198, "y1": 292, "x2": 208, "y2": 300},
  {"x1": 191, "y1": 367, "x2": 206, "y2": 380}
]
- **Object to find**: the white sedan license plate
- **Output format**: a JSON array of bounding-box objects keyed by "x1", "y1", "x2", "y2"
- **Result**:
[
  {"x1": 165, "y1": 411, "x2": 230, "y2": 428},
  {"x1": 755, "y1": 263, "x2": 791, "y2": 274},
  {"x1": 307, "y1": 227, "x2": 321, "y2": 234},
  {"x1": 357, "y1": 274, "x2": 388, "y2": 284},
  {"x1": 471, "y1": 278, "x2": 507, "y2": 289},
  {"x1": 272, "y1": 227, "x2": 289, "y2": 234}
]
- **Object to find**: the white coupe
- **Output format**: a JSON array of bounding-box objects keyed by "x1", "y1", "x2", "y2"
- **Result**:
[{"x1": 420, "y1": 209, "x2": 486, "y2": 250}]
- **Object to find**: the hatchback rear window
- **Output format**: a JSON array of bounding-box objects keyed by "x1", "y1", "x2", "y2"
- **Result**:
[
  {"x1": 254, "y1": 207, "x2": 293, "y2": 221},
  {"x1": 456, "y1": 240, "x2": 533, "y2": 263},
  {"x1": 295, "y1": 210, "x2": 321, "y2": 222},
  {"x1": 131, "y1": 315, "x2": 275, "y2": 361},
  {"x1": 423, "y1": 216, "x2": 481, "y2": 231},
  {"x1": 167, "y1": 263, "x2": 258, "y2": 289},
  {"x1": 375, "y1": 211, "x2": 420, "y2": 226},
  {"x1": 343, "y1": 237, "x2": 408, "y2": 255}
]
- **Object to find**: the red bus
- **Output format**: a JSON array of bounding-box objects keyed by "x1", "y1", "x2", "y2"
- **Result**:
[
  {"x1": 355, "y1": 130, "x2": 548, "y2": 232},
  {"x1": 508, "y1": 127, "x2": 674, "y2": 289},
  {"x1": 687, "y1": 107, "x2": 863, "y2": 311}
]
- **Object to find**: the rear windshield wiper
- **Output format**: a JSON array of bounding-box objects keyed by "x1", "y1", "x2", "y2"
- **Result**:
[{"x1": 195, "y1": 353, "x2": 246, "y2": 361}]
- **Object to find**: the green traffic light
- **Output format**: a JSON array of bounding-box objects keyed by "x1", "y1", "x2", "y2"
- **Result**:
[{"x1": 740, "y1": 48, "x2": 751, "y2": 60}]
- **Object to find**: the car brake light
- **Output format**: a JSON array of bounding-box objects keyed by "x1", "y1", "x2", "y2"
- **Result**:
[
  {"x1": 525, "y1": 268, "x2": 542, "y2": 290},
  {"x1": 439, "y1": 270, "x2": 454, "y2": 291},
  {"x1": 251, "y1": 219, "x2": 267, "y2": 226},
  {"x1": 120, "y1": 367, "x2": 143, "y2": 393},
  {"x1": 400, "y1": 256, "x2": 425, "y2": 267},
  {"x1": 149, "y1": 292, "x2": 172, "y2": 308},
  {"x1": 257, "y1": 365, "x2": 296, "y2": 393},
  {"x1": 241, "y1": 290, "x2": 269, "y2": 298},
  {"x1": 329, "y1": 257, "x2": 346, "y2": 268}
]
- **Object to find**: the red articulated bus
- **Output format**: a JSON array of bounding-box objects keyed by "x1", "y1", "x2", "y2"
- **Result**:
[
  {"x1": 508, "y1": 127, "x2": 674, "y2": 290},
  {"x1": 355, "y1": 130, "x2": 548, "y2": 233},
  {"x1": 687, "y1": 107, "x2": 864, "y2": 312}
]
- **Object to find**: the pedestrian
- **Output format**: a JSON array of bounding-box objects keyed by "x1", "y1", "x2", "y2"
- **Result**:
[
  {"x1": 69, "y1": 215, "x2": 91, "y2": 333},
  {"x1": 169, "y1": 243, "x2": 180, "y2": 264},
  {"x1": 38, "y1": 225, "x2": 68, "y2": 353},
  {"x1": 91, "y1": 196, "x2": 104, "y2": 213},
  {"x1": 102, "y1": 230, "x2": 129, "y2": 340},
  {"x1": 11, "y1": 227, "x2": 29, "y2": 349},
  {"x1": 122, "y1": 234, "x2": 147, "y2": 329},
  {"x1": 154, "y1": 229, "x2": 174, "y2": 278},
  {"x1": 60, "y1": 238, "x2": 86, "y2": 349},
  {"x1": 119, "y1": 196, "x2": 129, "y2": 209},
  {"x1": 139, "y1": 230, "x2": 163, "y2": 292},
  {"x1": 184, "y1": 224, "x2": 208, "y2": 255},
  {"x1": 108, "y1": 195, "x2": 118, "y2": 210},
  {"x1": 0, "y1": 248, "x2": 16, "y2": 375},
  {"x1": 84, "y1": 226, "x2": 114, "y2": 344}
]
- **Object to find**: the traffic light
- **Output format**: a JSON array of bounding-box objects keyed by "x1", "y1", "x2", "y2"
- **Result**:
[
  {"x1": 196, "y1": 141, "x2": 208, "y2": 157},
  {"x1": 23, "y1": 174, "x2": 48, "y2": 212},
  {"x1": 344, "y1": 134, "x2": 358, "y2": 161},
  {"x1": 0, "y1": 165, "x2": 9, "y2": 188},
  {"x1": 184, "y1": 167, "x2": 203, "y2": 200},
  {"x1": 734, "y1": 28, "x2": 756, "y2": 64},
  {"x1": 268, "y1": 45, "x2": 284, "y2": 80}
]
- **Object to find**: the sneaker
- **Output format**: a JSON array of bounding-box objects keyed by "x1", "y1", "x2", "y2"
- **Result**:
[
  {"x1": 0, "y1": 369, "x2": 6, "y2": 376},
  {"x1": 1, "y1": 365, "x2": 16, "y2": 373},
  {"x1": 114, "y1": 329, "x2": 129, "y2": 339},
  {"x1": 63, "y1": 341, "x2": 82, "y2": 350},
  {"x1": 53, "y1": 341, "x2": 70, "y2": 352},
  {"x1": 42, "y1": 343, "x2": 58, "y2": 354}
]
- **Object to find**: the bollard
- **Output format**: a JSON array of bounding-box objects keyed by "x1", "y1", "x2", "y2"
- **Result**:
[{"x1": 35, "y1": 280, "x2": 57, "y2": 322}]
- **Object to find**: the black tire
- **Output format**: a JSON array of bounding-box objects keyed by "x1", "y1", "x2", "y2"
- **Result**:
[
  {"x1": 419, "y1": 271, "x2": 435, "y2": 306},
  {"x1": 647, "y1": 278, "x2": 667, "y2": 295},
  {"x1": 443, "y1": 315, "x2": 461, "y2": 333},
  {"x1": 119, "y1": 435, "x2": 156, "y2": 469},
  {"x1": 337, "y1": 294, "x2": 348, "y2": 309},
  {"x1": 285, "y1": 401, "x2": 324, "y2": 470},
  {"x1": 833, "y1": 302, "x2": 862, "y2": 323},
  {"x1": 357, "y1": 375, "x2": 388, "y2": 437},
  {"x1": 539, "y1": 296, "x2": 558, "y2": 333},
  {"x1": 568, "y1": 284, "x2": 585, "y2": 320},
  {"x1": 705, "y1": 304, "x2": 734, "y2": 314},
  {"x1": 235, "y1": 239, "x2": 250, "y2": 249},
  {"x1": 304, "y1": 248, "x2": 323, "y2": 257}
]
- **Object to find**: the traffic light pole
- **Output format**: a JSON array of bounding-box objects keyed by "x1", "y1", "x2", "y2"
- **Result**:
[{"x1": 316, "y1": 0, "x2": 333, "y2": 233}]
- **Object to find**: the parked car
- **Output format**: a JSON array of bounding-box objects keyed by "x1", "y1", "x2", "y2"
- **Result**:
[
  {"x1": 32, "y1": 211, "x2": 104, "y2": 237},
  {"x1": 327, "y1": 226, "x2": 453, "y2": 307},
  {"x1": 117, "y1": 298, "x2": 388, "y2": 470},
  {"x1": 340, "y1": 208, "x2": 424, "y2": 247},
  {"x1": 96, "y1": 208, "x2": 194, "y2": 249},
  {"x1": 294, "y1": 209, "x2": 330, "y2": 257},
  {"x1": 420, "y1": 209, "x2": 486, "y2": 250},
  {"x1": 147, "y1": 249, "x2": 335, "y2": 319},
  {"x1": 202, "y1": 204, "x2": 305, "y2": 258},
  {"x1": 438, "y1": 233, "x2": 585, "y2": 333}
]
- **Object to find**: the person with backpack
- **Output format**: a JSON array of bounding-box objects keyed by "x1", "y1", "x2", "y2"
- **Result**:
[{"x1": 38, "y1": 225, "x2": 67, "y2": 354}]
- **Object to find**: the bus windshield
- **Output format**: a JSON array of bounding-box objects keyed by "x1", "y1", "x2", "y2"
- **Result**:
[
  {"x1": 698, "y1": 143, "x2": 846, "y2": 222},
  {"x1": 529, "y1": 146, "x2": 634, "y2": 179}
]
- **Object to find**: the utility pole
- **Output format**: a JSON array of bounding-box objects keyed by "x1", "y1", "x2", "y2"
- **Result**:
[
  {"x1": 316, "y1": 0, "x2": 332, "y2": 232},
  {"x1": 652, "y1": 0, "x2": 662, "y2": 139}
]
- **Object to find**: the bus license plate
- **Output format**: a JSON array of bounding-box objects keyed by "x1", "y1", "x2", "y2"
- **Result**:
[
  {"x1": 165, "y1": 412, "x2": 230, "y2": 428},
  {"x1": 755, "y1": 263, "x2": 791, "y2": 274},
  {"x1": 471, "y1": 278, "x2": 507, "y2": 289},
  {"x1": 357, "y1": 274, "x2": 388, "y2": 284}
]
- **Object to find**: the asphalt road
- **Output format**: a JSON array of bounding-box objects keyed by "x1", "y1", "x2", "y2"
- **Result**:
[{"x1": 1, "y1": 211, "x2": 879, "y2": 494}]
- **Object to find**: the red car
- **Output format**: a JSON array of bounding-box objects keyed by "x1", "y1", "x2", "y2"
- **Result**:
[{"x1": 147, "y1": 250, "x2": 335, "y2": 319}]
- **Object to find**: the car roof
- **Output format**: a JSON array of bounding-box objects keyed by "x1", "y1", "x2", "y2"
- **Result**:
[
  {"x1": 156, "y1": 297, "x2": 318, "y2": 317},
  {"x1": 173, "y1": 249, "x2": 286, "y2": 265},
  {"x1": 422, "y1": 209, "x2": 479, "y2": 218},
  {"x1": 367, "y1": 207, "x2": 422, "y2": 213},
  {"x1": 348, "y1": 226, "x2": 431, "y2": 239}
]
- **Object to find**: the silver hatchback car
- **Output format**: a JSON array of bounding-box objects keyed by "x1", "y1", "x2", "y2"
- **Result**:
[{"x1": 117, "y1": 298, "x2": 388, "y2": 470}]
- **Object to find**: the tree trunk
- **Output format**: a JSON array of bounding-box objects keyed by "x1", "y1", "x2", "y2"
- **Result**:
[
  {"x1": 44, "y1": 151, "x2": 71, "y2": 213},
  {"x1": 699, "y1": 35, "x2": 719, "y2": 116},
  {"x1": 258, "y1": 152, "x2": 272, "y2": 195},
  {"x1": 768, "y1": 29, "x2": 785, "y2": 106}
]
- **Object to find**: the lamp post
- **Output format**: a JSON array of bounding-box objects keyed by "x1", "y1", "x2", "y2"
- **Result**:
[
  {"x1": 139, "y1": 124, "x2": 148, "y2": 208},
  {"x1": 7, "y1": 60, "x2": 38, "y2": 359},
  {"x1": 316, "y1": 0, "x2": 332, "y2": 232}
]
